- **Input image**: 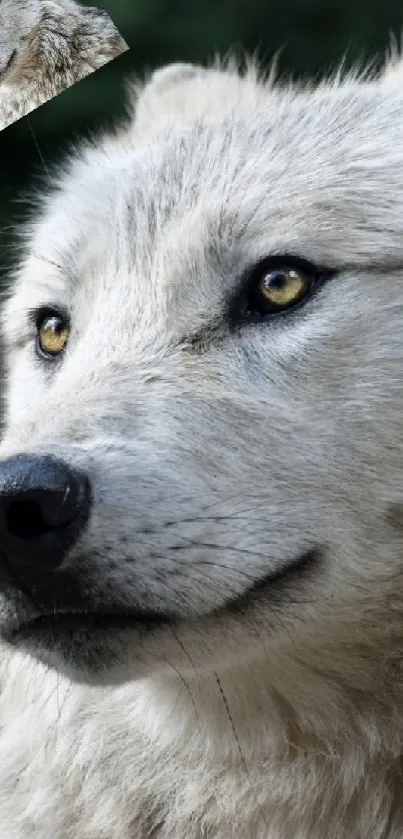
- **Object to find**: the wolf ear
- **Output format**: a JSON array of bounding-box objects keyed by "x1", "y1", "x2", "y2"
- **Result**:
[
  {"x1": 141, "y1": 63, "x2": 209, "y2": 93},
  {"x1": 125, "y1": 63, "x2": 211, "y2": 138},
  {"x1": 125, "y1": 59, "x2": 268, "y2": 141}
]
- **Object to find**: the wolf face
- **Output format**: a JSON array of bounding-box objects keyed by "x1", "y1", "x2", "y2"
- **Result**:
[{"x1": 1, "y1": 61, "x2": 403, "y2": 685}]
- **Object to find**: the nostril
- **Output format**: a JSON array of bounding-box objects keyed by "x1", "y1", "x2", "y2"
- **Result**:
[
  {"x1": 5, "y1": 499, "x2": 65, "y2": 539},
  {"x1": 0, "y1": 455, "x2": 92, "y2": 569},
  {"x1": 3, "y1": 474, "x2": 85, "y2": 539}
]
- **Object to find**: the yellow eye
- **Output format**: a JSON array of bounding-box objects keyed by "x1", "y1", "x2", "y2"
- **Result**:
[
  {"x1": 259, "y1": 269, "x2": 311, "y2": 308},
  {"x1": 37, "y1": 314, "x2": 70, "y2": 358},
  {"x1": 230, "y1": 257, "x2": 327, "y2": 327}
]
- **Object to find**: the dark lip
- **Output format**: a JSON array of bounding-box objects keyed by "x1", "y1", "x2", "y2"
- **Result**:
[
  {"x1": 6, "y1": 609, "x2": 169, "y2": 641},
  {"x1": 5, "y1": 549, "x2": 319, "y2": 642}
]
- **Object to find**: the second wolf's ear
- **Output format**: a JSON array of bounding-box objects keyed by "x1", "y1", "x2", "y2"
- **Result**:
[{"x1": 126, "y1": 63, "x2": 211, "y2": 138}]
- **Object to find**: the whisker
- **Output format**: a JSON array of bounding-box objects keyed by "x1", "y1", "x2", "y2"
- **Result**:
[
  {"x1": 26, "y1": 117, "x2": 50, "y2": 178},
  {"x1": 214, "y1": 673, "x2": 269, "y2": 832}
]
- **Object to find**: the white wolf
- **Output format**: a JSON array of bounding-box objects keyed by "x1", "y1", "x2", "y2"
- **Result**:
[
  {"x1": 0, "y1": 0, "x2": 128, "y2": 130},
  {"x1": 0, "y1": 54, "x2": 403, "y2": 839}
]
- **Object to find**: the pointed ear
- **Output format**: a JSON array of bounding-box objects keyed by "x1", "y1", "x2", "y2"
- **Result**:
[
  {"x1": 125, "y1": 59, "x2": 268, "y2": 142},
  {"x1": 125, "y1": 63, "x2": 211, "y2": 139},
  {"x1": 141, "y1": 62, "x2": 209, "y2": 93}
]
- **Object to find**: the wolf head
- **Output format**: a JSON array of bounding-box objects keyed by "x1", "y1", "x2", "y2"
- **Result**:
[{"x1": 1, "y1": 57, "x2": 403, "y2": 685}]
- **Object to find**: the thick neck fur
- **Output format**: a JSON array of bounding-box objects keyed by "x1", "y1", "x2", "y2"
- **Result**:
[
  {"x1": 139, "y1": 594, "x2": 403, "y2": 838},
  {"x1": 1, "y1": 589, "x2": 403, "y2": 838}
]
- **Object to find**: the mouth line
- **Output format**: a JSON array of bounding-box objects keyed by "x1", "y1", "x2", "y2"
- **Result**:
[
  {"x1": 227, "y1": 547, "x2": 320, "y2": 609},
  {"x1": 5, "y1": 548, "x2": 319, "y2": 642},
  {"x1": 6, "y1": 608, "x2": 170, "y2": 642}
]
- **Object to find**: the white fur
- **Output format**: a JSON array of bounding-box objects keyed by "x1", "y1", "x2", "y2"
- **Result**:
[
  {"x1": 0, "y1": 0, "x2": 128, "y2": 129},
  {"x1": 1, "y1": 56, "x2": 403, "y2": 837}
]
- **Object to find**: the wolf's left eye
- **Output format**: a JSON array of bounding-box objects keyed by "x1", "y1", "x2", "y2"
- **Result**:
[
  {"x1": 36, "y1": 311, "x2": 70, "y2": 359},
  {"x1": 246, "y1": 259, "x2": 318, "y2": 317}
]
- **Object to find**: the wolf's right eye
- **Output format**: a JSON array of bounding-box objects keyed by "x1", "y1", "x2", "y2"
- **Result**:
[
  {"x1": 36, "y1": 311, "x2": 70, "y2": 359},
  {"x1": 253, "y1": 267, "x2": 312, "y2": 310},
  {"x1": 245, "y1": 257, "x2": 320, "y2": 318},
  {"x1": 226, "y1": 255, "x2": 334, "y2": 329}
]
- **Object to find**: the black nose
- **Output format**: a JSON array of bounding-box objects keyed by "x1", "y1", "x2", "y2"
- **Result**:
[{"x1": 0, "y1": 455, "x2": 91, "y2": 569}]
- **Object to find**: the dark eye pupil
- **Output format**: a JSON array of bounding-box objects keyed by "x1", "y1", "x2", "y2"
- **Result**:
[
  {"x1": 263, "y1": 271, "x2": 287, "y2": 289},
  {"x1": 35, "y1": 309, "x2": 70, "y2": 359},
  {"x1": 47, "y1": 317, "x2": 61, "y2": 331}
]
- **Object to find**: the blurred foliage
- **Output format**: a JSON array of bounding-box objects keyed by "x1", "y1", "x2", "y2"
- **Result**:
[{"x1": 1, "y1": 0, "x2": 403, "y2": 274}]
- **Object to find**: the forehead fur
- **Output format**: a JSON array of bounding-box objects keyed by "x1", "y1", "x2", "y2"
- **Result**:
[{"x1": 5, "y1": 57, "x2": 403, "y2": 332}]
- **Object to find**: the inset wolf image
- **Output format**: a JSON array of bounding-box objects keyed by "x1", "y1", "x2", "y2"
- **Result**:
[
  {"x1": 1, "y1": 54, "x2": 403, "y2": 838},
  {"x1": 0, "y1": 0, "x2": 128, "y2": 130}
]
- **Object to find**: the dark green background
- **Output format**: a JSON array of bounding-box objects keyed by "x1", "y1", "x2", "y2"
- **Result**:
[{"x1": 1, "y1": 0, "x2": 403, "y2": 280}]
